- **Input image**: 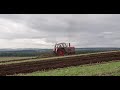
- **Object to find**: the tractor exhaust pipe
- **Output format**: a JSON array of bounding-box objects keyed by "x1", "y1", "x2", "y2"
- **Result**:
[{"x1": 69, "y1": 43, "x2": 70, "y2": 47}]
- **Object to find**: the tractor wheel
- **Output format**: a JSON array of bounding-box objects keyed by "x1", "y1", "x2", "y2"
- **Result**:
[{"x1": 57, "y1": 49, "x2": 65, "y2": 56}]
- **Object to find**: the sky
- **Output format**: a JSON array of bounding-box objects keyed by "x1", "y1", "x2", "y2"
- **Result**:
[{"x1": 0, "y1": 14, "x2": 120, "y2": 49}]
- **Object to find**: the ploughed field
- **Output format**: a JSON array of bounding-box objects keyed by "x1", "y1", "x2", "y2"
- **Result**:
[{"x1": 0, "y1": 51, "x2": 120, "y2": 76}]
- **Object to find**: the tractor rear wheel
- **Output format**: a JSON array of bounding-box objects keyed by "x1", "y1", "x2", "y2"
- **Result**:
[{"x1": 57, "y1": 49, "x2": 65, "y2": 56}]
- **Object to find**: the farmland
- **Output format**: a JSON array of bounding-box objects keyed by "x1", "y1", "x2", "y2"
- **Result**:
[
  {"x1": 17, "y1": 60, "x2": 120, "y2": 76},
  {"x1": 0, "y1": 50, "x2": 120, "y2": 76}
]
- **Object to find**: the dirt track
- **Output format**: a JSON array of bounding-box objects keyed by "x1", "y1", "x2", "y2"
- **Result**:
[{"x1": 0, "y1": 51, "x2": 120, "y2": 76}]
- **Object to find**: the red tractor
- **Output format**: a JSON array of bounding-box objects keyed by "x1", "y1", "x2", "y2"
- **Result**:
[{"x1": 53, "y1": 43, "x2": 75, "y2": 56}]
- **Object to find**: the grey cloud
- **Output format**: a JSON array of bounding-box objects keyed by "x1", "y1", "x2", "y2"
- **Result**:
[{"x1": 0, "y1": 14, "x2": 120, "y2": 48}]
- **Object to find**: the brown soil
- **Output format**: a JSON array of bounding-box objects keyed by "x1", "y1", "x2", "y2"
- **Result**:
[{"x1": 0, "y1": 51, "x2": 120, "y2": 76}]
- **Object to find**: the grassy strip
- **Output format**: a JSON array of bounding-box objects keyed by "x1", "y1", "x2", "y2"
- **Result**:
[{"x1": 0, "y1": 57, "x2": 34, "y2": 61}]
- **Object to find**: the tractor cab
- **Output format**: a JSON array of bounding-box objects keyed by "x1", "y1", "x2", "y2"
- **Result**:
[
  {"x1": 56, "y1": 43, "x2": 67, "y2": 48},
  {"x1": 54, "y1": 43, "x2": 68, "y2": 52}
]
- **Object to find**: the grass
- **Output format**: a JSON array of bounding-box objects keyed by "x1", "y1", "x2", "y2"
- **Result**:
[
  {"x1": 107, "y1": 71, "x2": 120, "y2": 76},
  {"x1": 0, "y1": 57, "x2": 35, "y2": 61},
  {"x1": 17, "y1": 60, "x2": 120, "y2": 76}
]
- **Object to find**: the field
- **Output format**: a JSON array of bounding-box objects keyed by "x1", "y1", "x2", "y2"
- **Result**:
[
  {"x1": 17, "y1": 61, "x2": 120, "y2": 76},
  {"x1": 0, "y1": 50, "x2": 120, "y2": 76}
]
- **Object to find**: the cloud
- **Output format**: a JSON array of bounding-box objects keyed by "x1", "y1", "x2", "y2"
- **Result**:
[
  {"x1": 0, "y1": 14, "x2": 120, "y2": 48},
  {"x1": 0, "y1": 18, "x2": 47, "y2": 39}
]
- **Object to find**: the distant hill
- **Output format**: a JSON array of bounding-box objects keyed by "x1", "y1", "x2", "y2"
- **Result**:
[
  {"x1": 0, "y1": 48, "x2": 120, "y2": 57},
  {"x1": 75, "y1": 48, "x2": 120, "y2": 51}
]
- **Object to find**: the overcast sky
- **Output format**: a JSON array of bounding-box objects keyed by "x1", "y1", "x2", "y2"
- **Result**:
[{"x1": 0, "y1": 14, "x2": 120, "y2": 49}]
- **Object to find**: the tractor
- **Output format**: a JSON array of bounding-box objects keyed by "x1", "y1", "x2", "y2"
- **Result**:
[{"x1": 53, "y1": 43, "x2": 75, "y2": 56}]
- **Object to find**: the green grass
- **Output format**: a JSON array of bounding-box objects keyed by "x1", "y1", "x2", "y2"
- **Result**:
[
  {"x1": 108, "y1": 72, "x2": 120, "y2": 76},
  {"x1": 16, "y1": 60, "x2": 120, "y2": 76},
  {"x1": 0, "y1": 57, "x2": 35, "y2": 61}
]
